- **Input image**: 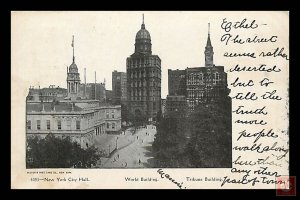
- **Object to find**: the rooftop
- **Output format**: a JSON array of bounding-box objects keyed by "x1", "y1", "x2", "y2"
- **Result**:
[
  {"x1": 27, "y1": 101, "x2": 121, "y2": 113},
  {"x1": 29, "y1": 87, "x2": 67, "y2": 93},
  {"x1": 186, "y1": 66, "x2": 224, "y2": 71},
  {"x1": 27, "y1": 102, "x2": 82, "y2": 113}
]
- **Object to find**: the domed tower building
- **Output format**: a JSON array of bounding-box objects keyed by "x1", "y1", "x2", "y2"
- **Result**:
[
  {"x1": 67, "y1": 36, "x2": 81, "y2": 100},
  {"x1": 126, "y1": 15, "x2": 161, "y2": 122}
]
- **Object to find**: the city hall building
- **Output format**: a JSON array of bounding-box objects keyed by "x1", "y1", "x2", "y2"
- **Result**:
[
  {"x1": 26, "y1": 101, "x2": 121, "y2": 149},
  {"x1": 26, "y1": 37, "x2": 121, "y2": 149}
]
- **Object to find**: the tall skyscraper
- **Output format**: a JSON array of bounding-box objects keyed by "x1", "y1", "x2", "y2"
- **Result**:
[
  {"x1": 166, "y1": 24, "x2": 231, "y2": 113},
  {"x1": 112, "y1": 70, "x2": 127, "y2": 104},
  {"x1": 186, "y1": 24, "x2": 230, "y2": 112},
  {"x1": 126, "y1": 15, "x2": 161, "y2": 121}
]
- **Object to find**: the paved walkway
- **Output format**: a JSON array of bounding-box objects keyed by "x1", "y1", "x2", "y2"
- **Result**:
[
  {"x1": 94, "y1": 128, "x2": 135, "y2": 156},
  {"x1": 99, "y1": 125, "x2": 157, "y2": 168}
]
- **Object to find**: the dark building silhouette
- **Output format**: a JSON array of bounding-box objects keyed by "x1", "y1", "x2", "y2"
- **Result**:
[
  {"x1": 161, "y1": 98, "x2": 166, "y2": 117},
  {"x1": 168, "y1": 69, "x2": 186, "y2": 96},
  {"x1": 112, "y1": 70, "x2": 127, "y2": 104},
  {"x1": 105, "y1": 90, "x2": 113, "y2": 103},
  {"x1": 126, "y1": 15, "x2": 161, "y2": 121},
  {"x1": 166, "y1": 95, "x2": 187, "y2": 118}
]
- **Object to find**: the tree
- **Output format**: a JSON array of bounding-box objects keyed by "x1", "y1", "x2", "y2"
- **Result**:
[
  {"x1": 121, "y1": 103, "x2": 130, "y2": 123},
  {"x1": 155, "y1": 109, "x2": 163, "y2": 124},
  {"x1": 186, "y1": 102, "x2": 232, "y2": 167},
  {"x1": 26, "y1": 134, "x2": 104, "y2": 168},
  {"x1": 152, "y1": 100, "x2": 232, "y2": 168},
  {"x1": 152, "y1": 116, "x2": 188, "y2": 167},
  {"x1": 127, "y1": 109, "x2": 147, "y2": 134}
]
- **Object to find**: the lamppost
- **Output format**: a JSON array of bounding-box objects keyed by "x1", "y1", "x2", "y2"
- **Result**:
[
  {"x1": 108, "y1": 144, "x2": 111, "y2": 155},
  {"x1": 116, "y1": 137, "x2": 118, "y2": 149}
]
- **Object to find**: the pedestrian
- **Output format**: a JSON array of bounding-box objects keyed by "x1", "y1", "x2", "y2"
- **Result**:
[
  {"x1": 138, "y1": 159, "x2": 141, "y2": 165},
  {"x1": 137, "y1": 136, "x2": 139, "y2": 140},
  {"x1": 117, "y1": 154, "x2": 119, "y2": 159}
]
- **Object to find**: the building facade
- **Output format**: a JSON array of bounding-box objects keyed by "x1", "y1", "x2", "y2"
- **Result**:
[
  {"x1": 27, "y1": 86, "x2": 67, "y2": 102},
  {"x1": 165, "y1": 95, "x2": 187, "y2": 118},
  {"x1": 186, "y1": 66, "x2": 230, "y2": 112},
  {"x1": 126, "y1": 16, "x2": 161, "y2": 121},
  {"x1": 112, "y1": 70, "x2": 127, "y2": 104},
  {"x1": 26, "y1": 101, "x2": 121, "y2": 149},
  {"x1": 79, "y1": 83, "x2": 106, "y2": 102},
  {"x1": 166, "y1": 24, "x2": 231, "y2": 113},
  {"x1": 161, "y1": 99, "x2": 166, "y2": 117},
  {"x1": 168, "y1": 69, "x2": 186, "y2": 96},
  {"x1": 105, "y1": 90, "x2": 113, "y2": 103}
]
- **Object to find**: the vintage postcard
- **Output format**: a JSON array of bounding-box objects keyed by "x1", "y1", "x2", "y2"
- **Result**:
[{"x1": 11, "y1": 11, "x2": 289, "y2": 190}]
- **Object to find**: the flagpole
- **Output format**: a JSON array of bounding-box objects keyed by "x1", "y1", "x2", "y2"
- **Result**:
[{"x1": 72, "y1": 35, "x2": 75, "y2": 62}]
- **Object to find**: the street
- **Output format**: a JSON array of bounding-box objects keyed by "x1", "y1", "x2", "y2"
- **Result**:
[{"x1": 95, "y1": 124, "x2": 157, "y2": 168}]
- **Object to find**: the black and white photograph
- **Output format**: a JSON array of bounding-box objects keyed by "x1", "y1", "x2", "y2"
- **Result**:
[{"x1": 11, "y1": 11, "x2": 289, "y2": 189}]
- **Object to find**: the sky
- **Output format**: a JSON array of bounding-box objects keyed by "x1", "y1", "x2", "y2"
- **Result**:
[{"x1": 11, "y1": 11, "x2": 288, "y2": 98}]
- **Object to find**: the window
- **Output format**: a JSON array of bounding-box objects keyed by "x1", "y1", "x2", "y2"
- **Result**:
[
  {"x1": 37, "y1": 120, "x2": 41, "y2": 130},
  {"x1": 112, "y1": 123, "x2": 115, "y2": 129},
  {"x1": 76, "y1": 120, "x2": 80, "y2": 130},
  {"x1": 200, "y1": 73, "x2": 203, "y2": 81},
  {"x1": 106, "y1": 113, "x2": 109, "y2": 118},
  {"x1": 214, "y1": 73, "x2": 220, "y2": 85},
  {"x1": 57, "y1": 120, "x2": 61, "y2": 130},
  {"x1": 112, "y1": 114, "x2": 114, "y2": 118},
  {"x1": 107, "y1": 123, "x2": 110, "y2": 129},
  {"x1": 67, "y1": 119, "x2": 71, "y2": 130},
  {"x1": 27, "y1": 120, "x2": 31, "y2": 130},
  {"x1": 47, "y1": 120, "x2": 50, "y2": 130}
]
